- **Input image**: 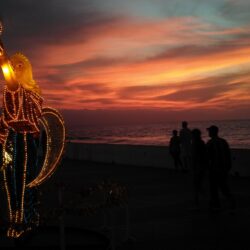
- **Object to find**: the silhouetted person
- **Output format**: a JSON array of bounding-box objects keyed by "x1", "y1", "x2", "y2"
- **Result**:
[
  {"x1": 169, "y1": 130, "x2": 182, "y2": 172},
  {"x1": 179, "y1": 121, "x2": 192, "y2": 171},
  {"x1": 191, "y1": 129, "x2": 207, "y2": 208},
  {"x1": 206, "y1": 125, "x2": 236, "y2": 211}
]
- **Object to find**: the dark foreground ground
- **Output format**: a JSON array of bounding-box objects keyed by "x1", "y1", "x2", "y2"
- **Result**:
[{"x1": 1, "y1": 158, "x2": 250, "y2": 249}]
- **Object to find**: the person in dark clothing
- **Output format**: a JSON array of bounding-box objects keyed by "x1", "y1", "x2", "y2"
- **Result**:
[
  {"x1": 169, "y1": 130, "x2": 182, "y2": 172},
  {"x1": 206, "y1": 125, "x2": 236, "y2": 211},
  {"x1": 179, "y1": 121, "x2": 192, "y2": 171},
  {"x1": 191, "y1": 129, "x2": 207, "y2": 208}
]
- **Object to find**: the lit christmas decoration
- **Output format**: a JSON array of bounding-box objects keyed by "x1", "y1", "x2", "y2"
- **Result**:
[
  {"x1": 27, "y1": 107, "x2": 65, "y2": 188},
  {"x1": 0, "y1": 21, "x2": 65, "y2": 238}
]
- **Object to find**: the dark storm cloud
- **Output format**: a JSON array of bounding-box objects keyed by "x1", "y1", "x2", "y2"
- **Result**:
[
  {"x1": 220, "y1": 0, "x2": 250, "y2": 23},
  {"x1": 0, "y1": 0, "x2": 119, "y2": 52}
]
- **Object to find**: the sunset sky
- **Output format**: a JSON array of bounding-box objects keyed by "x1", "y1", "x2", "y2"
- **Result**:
[{"x1": 1, "y1": 0, "x2": 250, "y2": 124}]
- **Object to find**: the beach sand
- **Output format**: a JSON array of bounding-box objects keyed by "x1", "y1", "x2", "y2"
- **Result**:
[
  {"x1": 1, "y1": 158, "x2": 250, "y2": 249},
  {"x1": 66, "y1": 142, "x2": 250, "y2": 176}
]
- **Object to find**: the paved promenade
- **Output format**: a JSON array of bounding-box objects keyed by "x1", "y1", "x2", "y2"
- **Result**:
[{"x1": 1, "y1": 159, "x2": 250, "y2": 249}]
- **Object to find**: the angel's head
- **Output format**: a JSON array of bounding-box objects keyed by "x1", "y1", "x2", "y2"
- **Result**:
[{"x1": 10, "y1": 52, "x2": 41, "y2": 95}]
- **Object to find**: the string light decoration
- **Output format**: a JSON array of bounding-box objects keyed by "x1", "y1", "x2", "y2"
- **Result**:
[
  {"x1": 27, "y1": 107, "x2": 65, "y2": 188},
  {"x1": 0, "y1": 21, "x2": 65, "y2": 238}
]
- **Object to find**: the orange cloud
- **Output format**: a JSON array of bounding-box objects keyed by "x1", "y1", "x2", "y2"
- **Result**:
[{"x1": 2, "y1": 15, "x2": 250, "y2": 117}]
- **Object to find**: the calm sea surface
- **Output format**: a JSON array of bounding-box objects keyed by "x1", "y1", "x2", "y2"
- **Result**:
[{"x1": 67, "y1": 120, "x2": 250, "y2": 149}]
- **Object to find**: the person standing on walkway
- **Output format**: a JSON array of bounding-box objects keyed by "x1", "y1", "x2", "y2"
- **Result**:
[
  {"x1": 179, "y1": 121, "x2": 192, "y2": 171},
  {"x1": 191, "y1": 129, "x2": 207, "y2": 208},
  {"x1": 206, "y1": 125, "x2": 236, "y2": 211},
  {"x1": 169, "y1": 130, "x2": 182, "y2": 172}
]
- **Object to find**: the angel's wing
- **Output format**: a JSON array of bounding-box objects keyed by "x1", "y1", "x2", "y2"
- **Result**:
[{"x1": 27, "y1": 107, "x2": 66, "y2": 188}]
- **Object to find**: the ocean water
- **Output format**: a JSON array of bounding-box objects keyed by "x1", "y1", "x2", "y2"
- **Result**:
[{"x1": 67, "y1": 120, "x2": 250, "y2": 149}]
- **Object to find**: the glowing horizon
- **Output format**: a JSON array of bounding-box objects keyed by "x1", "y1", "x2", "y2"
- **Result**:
[{"x1": 1, "y1": 0, "x2": 250, "y2": 121}]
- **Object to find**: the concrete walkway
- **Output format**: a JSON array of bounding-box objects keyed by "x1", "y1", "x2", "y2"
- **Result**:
[{"x1": 1, "y1": 159, "x2": 250, "y2": 249}]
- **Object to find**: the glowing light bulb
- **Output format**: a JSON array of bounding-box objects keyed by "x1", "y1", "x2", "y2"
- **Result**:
[
  {"x1": 2, "y1": 64, "x2": 10, "y2": 75},
  {"x1": 1, "y1": 62, "x2": 16, "y2": 84},
  {"x1": 4, "y1": 151, "x2": 12, "y2": 165}
]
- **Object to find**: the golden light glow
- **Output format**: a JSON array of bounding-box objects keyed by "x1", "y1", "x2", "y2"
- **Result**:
[
  {"x1": 1, "y1": 63, "x2": 15, "y2": 81},
  {"x1": 1, "y1": 61, "x2": 19, "y2": 92}
]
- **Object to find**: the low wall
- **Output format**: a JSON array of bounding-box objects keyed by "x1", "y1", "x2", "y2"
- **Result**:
[{"x1": 65, "y1": 142, "x2": 250, "y2": 176}]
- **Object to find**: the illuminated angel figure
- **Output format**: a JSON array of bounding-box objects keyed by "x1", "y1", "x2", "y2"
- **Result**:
[
  {"x1": 0, "y1": 21, "x2": 65, "y2": 239},
  {"x1": 0, "y1": 45, "x2": 43, "y2": 237}
]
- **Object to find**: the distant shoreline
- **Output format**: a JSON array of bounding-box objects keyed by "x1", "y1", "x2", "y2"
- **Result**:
[{"x1": 67, "y1": 140, "x2": 250, "y2": 150}]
